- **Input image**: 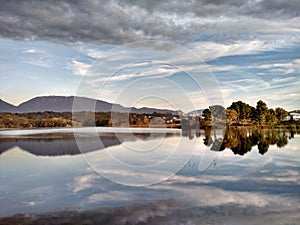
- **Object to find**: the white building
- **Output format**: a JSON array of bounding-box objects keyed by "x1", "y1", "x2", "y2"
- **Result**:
[{"x1": 285, "y1": 112, "x2": 300, "y2": 121}]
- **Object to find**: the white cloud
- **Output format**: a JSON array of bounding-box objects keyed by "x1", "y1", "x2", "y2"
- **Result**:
[
  {"x1": 293, "y1": 59, "x2": 300, "y2": 65},
  {"x1": 284, "y1": 68, "x2": 295, "y2": 74},
  {"x1": 190, "y1": 40, "x2": 285, "y2": 61},
  {"x1": 68, "y1": 60, "x2": 91, "y2": 76},
  {"x1": 107, "y1": 66, "x2": 181, "y2": 82},
  {"x1": 85, "y1": 49, "x2": 108, "y2": 59},
  {"x1": 253, "y1": 62, "x2": 293, "y2": 70},
  {"x1": 271, "y1": 77, "x2": 297, "y2": 84},
  {"x1": 71, "y1": 174, "x2": 99, "y2": 193},
  {"x1": 22, "y1": 48, "x2": 46, "y2": 54},
  {"x1": 250, "y1": 59, "x2": 300, "y2": 75},
  {"x1": 20, "y1": 48, "x2": 55, "y2": 68}
]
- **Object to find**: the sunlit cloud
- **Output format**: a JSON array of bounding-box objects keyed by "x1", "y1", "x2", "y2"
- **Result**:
[
  {"x1": 22, "y1": 48, "x2": 46, "y2": 54},
  {"x1": 191, "y1": 40, "x2": 282, "y2": 61},
  {"x1": 68, "y1": 60, "x2": 92, "y2": 76}
]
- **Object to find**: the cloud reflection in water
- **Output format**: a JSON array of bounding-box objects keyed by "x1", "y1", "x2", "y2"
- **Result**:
[{"x1": 0, "y1": 128, "x2": 299, "y2": 224}]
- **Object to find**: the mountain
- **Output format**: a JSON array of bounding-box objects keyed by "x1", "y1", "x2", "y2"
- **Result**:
[
  {"x1": 130, "y1": 107, "x2": 181, "y2": 114},
  {"x1": 188, "y1": 109, "x2": 204, "y2": 115},
  {"x1": 0, "y1": 99, "x2": 17, "y2": 113},
  {"x1": 17, "y1": 96, "x2": 120, "y2": 113},
  {"x1": 289, "y1": 110, "x2": 300, "y2": 114},
  {"x1": 0, "y1": 96, "x2": 179, "y2": 114}
]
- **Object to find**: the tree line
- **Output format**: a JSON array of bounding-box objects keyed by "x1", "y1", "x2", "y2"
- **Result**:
[
  {"x1": 202, "y1": 100, "x2": 290, "y2": 127},
  {"x1": 0, "y1": 100, "x2": 296, "y2": 129},
  {"x1": 0, "y1": 111, "x2": 176, "y2": 129}
]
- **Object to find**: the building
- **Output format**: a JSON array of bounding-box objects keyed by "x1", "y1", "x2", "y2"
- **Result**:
[{"x1": 285, "y1": 111, "x2": 300, "y2": 121}]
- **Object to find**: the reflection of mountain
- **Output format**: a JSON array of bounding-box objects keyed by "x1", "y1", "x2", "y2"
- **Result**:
[
  {"x1": 182, "y1": 128, "x2": 297, "y2": 156},
  {"x1": 0, "y1": 133, "x2": 175, "y2": 156},
  {"x1": 1, "y1": 128, "x2": 296, "y2": 157},
  {"x1": 0, "y1": 135, "x2": 118, "y2": 156}
]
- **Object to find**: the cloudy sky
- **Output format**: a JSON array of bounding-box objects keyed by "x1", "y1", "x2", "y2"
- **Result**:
[{"x1": 0, "y1": 0, "x2": 299, "y2": 111}]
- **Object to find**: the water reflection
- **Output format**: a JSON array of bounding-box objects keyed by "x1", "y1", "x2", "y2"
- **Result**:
[
  {"x1": 182, "y1": 127, "x2": 298, "y2": 155},
  {"x1": 0, "y1": 127, "x2": 299, "y2": 223},
  {"x1": 0, "y1": 128, "x2": 298, "y2": 157},
  {"x1": 0, "y1": 132, "x2": 179, "y2": 156}
]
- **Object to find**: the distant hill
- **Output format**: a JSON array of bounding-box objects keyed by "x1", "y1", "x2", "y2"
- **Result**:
[
  {"x1": 188, "y1": 109, "x2": 204, "y2": 115},
  {"x1": 0, "y1": 96, "x2": 179, "y2": 114},
  {"x1": 17, "y1": 96, "x2": 118, "y2": 113},
  {"x1": 0, "y1": 99, "x2": 17, "y2": 113},
  {"x1": 289, "y1": 110, "x2": 300, "y2": 114},
  {"x1": 130, "y1": 107, "x2": 181, "y2": 114}
]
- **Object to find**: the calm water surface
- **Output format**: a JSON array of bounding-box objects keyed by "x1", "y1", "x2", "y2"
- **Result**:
[{"x1": 0, "y1": 127, "x2": 299, "y2": 225}]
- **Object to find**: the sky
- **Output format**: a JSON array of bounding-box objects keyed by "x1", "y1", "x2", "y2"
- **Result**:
[{"x1": 0, "y1": 0, "x2": 299, "y2": 112}]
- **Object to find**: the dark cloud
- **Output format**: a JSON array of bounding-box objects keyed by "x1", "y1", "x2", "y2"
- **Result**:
[
  {"x1": 0, "y1": 0, "x2": 299, "y2": 45},
  {"x1": 258, "y1": 0, "x2": 300, "y2": 18},
  {"x1": 0, "y1": 0, "x2": 188, "y2": 44}
]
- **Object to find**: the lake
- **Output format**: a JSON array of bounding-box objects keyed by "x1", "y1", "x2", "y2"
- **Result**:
[{"x1": 0, "y1": 127, "x2": 299, "y2": 225}]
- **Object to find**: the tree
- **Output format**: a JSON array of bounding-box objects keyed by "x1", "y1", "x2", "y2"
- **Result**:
[
  {"x1": 226, "y1": 109, "x2": 238, "y2": 125},
  {"x1": 228, "y1": 101, "x2": 255, "y2": 123},
  {"x1": 256, "y1": 100, "x2": 268, "y2": 124},
  {"x1": 202, "y1": 108, "x2": 212, "y2": 127},
  {"x1": 275, "y1": 107, "x2": 288, "y2": 122},
  {"x1": 266, "y1": 108, "x2": 276, "y2": 124},
  {"x1": 202, "y1": 108, "x2": 211, "y2": 121}
]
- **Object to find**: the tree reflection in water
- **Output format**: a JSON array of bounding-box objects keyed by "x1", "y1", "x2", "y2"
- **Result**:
[{"x1": 182, "y1": 127, "x2": 299, "y2": 155}]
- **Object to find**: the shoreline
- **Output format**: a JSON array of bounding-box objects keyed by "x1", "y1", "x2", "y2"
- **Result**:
[{"x1": 0, "y1": 123, "x2": 299, "y2": 131}]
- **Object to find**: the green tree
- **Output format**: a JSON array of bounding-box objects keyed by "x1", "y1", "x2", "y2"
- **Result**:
[
  {"x1": 256, "y1": 100, "x2": 268, "y2": 124},
  {"x1": 275, "y1": 107, "x2": 288, "y2": 122},
  {"x1": 228, "y1": 101, "x2": 255, "y2": 124},
  {"x1": 226, "y1": 109, "x2": 238, "y2": 125},
  {"x1": 202, "y1": 108, "x2": 211, "y2": 121},
  {"x1": 202, "y1": 108, "x2": 212, "y2": 127},
  {"x1": 266, "y1": 108, "x2": 277, "y2": 124}
]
